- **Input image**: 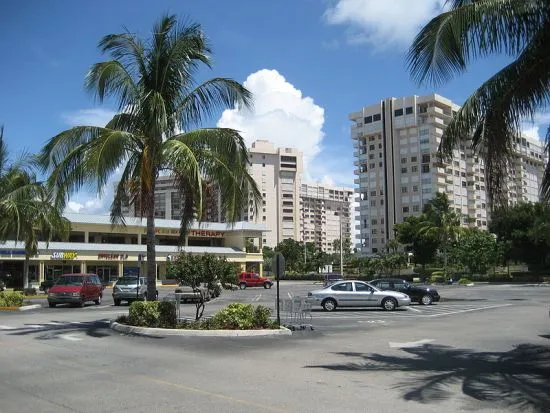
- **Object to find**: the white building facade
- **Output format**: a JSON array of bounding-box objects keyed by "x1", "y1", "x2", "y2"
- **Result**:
[
  {"x1": 351, "y1": 93, "x2": 545, "y2": 255},
  {"x1": 300, "y1": 183, "x2": 353, "y2": 254}
]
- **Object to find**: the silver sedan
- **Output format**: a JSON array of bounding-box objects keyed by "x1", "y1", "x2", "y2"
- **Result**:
[{"x1": 307, "y1": 280, "x2": 411, "y2": 311}]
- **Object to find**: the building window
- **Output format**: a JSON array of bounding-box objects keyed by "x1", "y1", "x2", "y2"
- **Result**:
[
  {"x1": 364, "y1": 116, "x2": 373, "y2": 124},
  {"x1": 405, "y1": 106, "x2": 413, "y2": 115},
  {"x1": 394, "y1": 108, "x2": 403, "y2": 117},
  {"x1": 411, "y1": 166, "x2": 418, "y2": 172},
  {"x1": 401, "y1": 157, "x2": 407, "y2": 164},
  {"x1": 413, "y1": 185, "x2": 418, "y2": 192},
  {"x1": 379, "y1": 190, "x2": 384, "y2": 195},
  {"x1": 369, "y1": 144, "x2": 375, "y2": 150},
  {"x1": 379, "y1": 162, "x2": 383, "y2": 167},
  {"x1": 370, "y1": 190, "x2": 377, "y2": 196},
  {"x1": 370, "y1": 200, "x2": 376, "y2": 206},
  {"x1": 401, "y1": 167, "x2": 407, "y2": 173},
  {"x1": 373, "y1": 114, "x2": 381, "y2": 122},
  {"x1": 422, "y1": 188, "x2": 431, "y2": 194},
  {"x1": 403, "y1": 206, "x2": 410, "y2": 213},
  {"x1": 422, "y1": 154, "x2": 431, "y2": 163},
  {"x1": 371, "y1": 219, "x2": 377, "y2": 225},
  {"x1": 421, "y1": 164, "x2": 430, "y2": 173},
  {"x1": 401, "y1": 186, "x2": 408, "y2": 193},
  {"x1": 371, "y1": 229, "x2": 378, "y2": 234},
  {"x1": 262, "y1": 163, "x2": 266, "y2": 167},
  {"x1": 412, "y1": 205, "x2": 420, "y2": 212},
  {"x1": 411, "y1": 156, "x2": 417, "y2": 162},
  {"x1": 282, "y1": 216, "x2": 294, "y2": 222}
]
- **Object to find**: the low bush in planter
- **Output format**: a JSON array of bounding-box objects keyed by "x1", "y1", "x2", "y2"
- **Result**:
[
  {"x1": 0, "y1": 291, "x2": 25, "y2": 307},
  {"x1": 457, "y1": 278, "x2": 473, "y2": 285},
  {"x1": 128, "y1": 301, "x2": 176, "y2": 328}
]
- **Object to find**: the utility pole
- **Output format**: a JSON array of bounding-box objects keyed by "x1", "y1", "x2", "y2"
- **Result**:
[{"x1": 339, "y1": 211, "x2": 343, "y2": 276}]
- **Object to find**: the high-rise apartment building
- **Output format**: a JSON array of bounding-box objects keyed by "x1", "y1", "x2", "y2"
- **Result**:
[
  {"x1": 351, "y1": 93, "x2": 545, "y2": 255},
  {"x1": 300, "y1": 183, "x2": 353, "y2": 254},
  {"x1": 246, "y1": 140, "x2": 303, "y2": 248}
]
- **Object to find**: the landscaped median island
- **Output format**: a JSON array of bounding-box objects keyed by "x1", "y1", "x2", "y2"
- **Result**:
[
  {"x1": 110, "y1": 302, "x2": 291, "y2": 337},
  {"x1": 0, "y1": 291, "x2": 40, "y2": 311}
]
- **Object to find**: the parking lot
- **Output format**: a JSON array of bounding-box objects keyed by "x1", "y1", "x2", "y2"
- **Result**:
[{"x1": 1, "y1": 282, "x2": 549, "y2": 412}]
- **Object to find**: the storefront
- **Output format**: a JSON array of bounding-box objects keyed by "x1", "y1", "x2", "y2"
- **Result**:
[{"x1": 0, "y1": 213, "x2": 266, "y2": 287}]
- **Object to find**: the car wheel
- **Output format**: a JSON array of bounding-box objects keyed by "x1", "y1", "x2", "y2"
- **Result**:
[
  {"x1": 114, "y1": 299, "x2": 121, "y2": 306},
  {"x1": 264, "y1": 282, "x2": 271, "y2": 289},
  {"x1": 78, "y1": 298, "x2": 85, "y2": 308},
  {"x1": 94, "y1": 294, "x2": 102, "y2": 305},
  {"x1": 420, "y1": 294, "x2": 433, "y2": 305},
  {"x1": 239, "y1": 283, "x2": 247, "y2": 290},
  {"x1": 382, "y1": 297, "x2": 397, "y2": 311},
  {"x1": 322, "y1": 298, "x2": 337, "y2": 312},
  {"x1": 48, "y1": 302, "x2": 56, "y2": 308}
]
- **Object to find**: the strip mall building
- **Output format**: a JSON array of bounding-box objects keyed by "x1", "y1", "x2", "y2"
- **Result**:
[{"x1": 0, "y1": 213, "x2": 266, "y2": 288}]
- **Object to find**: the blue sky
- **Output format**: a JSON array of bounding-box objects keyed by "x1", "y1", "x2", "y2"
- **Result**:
[{"x1": 1, "y1": 0, "x2": 548, "y2": 213}]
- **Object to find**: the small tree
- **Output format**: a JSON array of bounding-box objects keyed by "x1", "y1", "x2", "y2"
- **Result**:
[
  {"x1": 167, "y1": 253, "x2": 237, "y2": 320},
  {"x1": 452, "y1": 228, "x2": 499, "y2": 276}
]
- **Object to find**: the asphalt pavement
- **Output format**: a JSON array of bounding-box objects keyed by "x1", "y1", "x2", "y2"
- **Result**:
[{"x1": 1, "y1": 282, "x2": 549, "y2": 412}]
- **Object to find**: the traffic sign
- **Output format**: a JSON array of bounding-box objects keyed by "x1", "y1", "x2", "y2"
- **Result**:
[{"x1": 272, "y1": 252, "x2": 285, "y2": 278}]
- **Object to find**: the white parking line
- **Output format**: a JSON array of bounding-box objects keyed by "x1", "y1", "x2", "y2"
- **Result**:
[
  {"x1": 88, "y1": 305, "x2": 111, "y2": 309},
  {"x1": 425, "y1": 303, "x2": 512, "y2": 317},
  {"x1": 60, "y1": 334, "x2": 82, "y2": 341},
  {"x1": 406, "y1": 306, "x2": 422, "y2": 312},
  {"x1": 0, "y1": 325, "x2": 16, "y2": 330}
]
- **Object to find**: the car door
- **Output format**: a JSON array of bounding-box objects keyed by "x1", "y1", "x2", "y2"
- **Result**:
[
  {"x1": 82, "y1": 276, "x2": 92, "y2": 299},
  {"x1": 93, "y1": 275, "x2": 103, "y2": 297},
  {"x1": 353, "y1": 282, "x2": 376, "y2": 306},
  {"x1": 330, "y1": 282, "x2": 355, "y2": 307},
  {"x1": 252, "y1": 274, "x2": 261, "y2": 287}
]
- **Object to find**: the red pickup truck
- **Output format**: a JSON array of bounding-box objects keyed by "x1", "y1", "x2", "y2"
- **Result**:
[{"x1": 238, "y1": 272, "x2": 273, "y2": 289}]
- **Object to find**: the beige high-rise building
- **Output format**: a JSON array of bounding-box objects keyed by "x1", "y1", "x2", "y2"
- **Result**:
[
  {"x1": 351, "y1": 93, "x2": 545, "y2": 255},
  {"x1": 300, "y1": 183, "x2": 353, "y2": 254},
  {"x1": 246, "y1": 140, "x2": 303, "y2": 248}
]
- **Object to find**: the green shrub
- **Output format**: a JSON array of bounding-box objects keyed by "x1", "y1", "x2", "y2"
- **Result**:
[
  {"x1": 157, "y1": 301, "x2": 176, "y2": 328},
  {"x1": 116, "y1": 314, "x2": 129, "y2": 324},
  {"x1": 253, "y1": 305, "x2": 273, "y2": 328},
  {"x1": 211, "y1": 303, "x2": 254, "y2": 330},
  {"x1": 22, "y1": 288, "x2": 37, "y2": 296},
  {"x1": 458, "y1": 278, "x2": 473, "y2": 285},
  {"x1": 430, "y1": 272, "x2": 445, "y2": 283},
  {"x1": 128, "y1": 301, "x2": 177, "y2": 328},
  {"x1": 0, "y1": 291, "x2": 25, "y2": 307}
]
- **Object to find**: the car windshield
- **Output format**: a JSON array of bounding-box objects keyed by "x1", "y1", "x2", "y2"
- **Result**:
[
  {"x1": 116, "y1": 277, "x2": 144, "y2": 286},
  {"x1": 55, "y1": 276, "x2": 84, "y2": 286}
]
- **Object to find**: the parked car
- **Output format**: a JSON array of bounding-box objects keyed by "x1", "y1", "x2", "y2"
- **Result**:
[
  {"x1": 323, "y1": 273, "x2": 344, "y2": 287},
  {"x1": 369, "y1": 278, "x2": 440, "y2": 305},
  {"x1": 237, "y1": 272, "x2": 273, "y2": 289},
  {"x1": 175, "y1": 284, "x2": 212, "y2": 303},
  {"x1": 47, "y1": 273, "x2": 104, "y2": 308},
  {"x1": 308, "y1": 280, "x2": 411, "y2": 311},
  {"x1": 112, "y1": 276, "x2": 158, "y2": 306}
]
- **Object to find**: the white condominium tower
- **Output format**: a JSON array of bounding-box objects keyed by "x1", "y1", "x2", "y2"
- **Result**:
[
  {"x1": 246, "y1": 140, "x2": 303, "y2": 248},
  {"x1": 300, "y1": 183, "x2": 353, "y2": 254},
  {"x1": 351, "y1": 93, "x2": 544, "y2": 255}
]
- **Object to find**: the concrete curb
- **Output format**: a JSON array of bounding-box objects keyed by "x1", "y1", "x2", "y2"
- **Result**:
[
  {"x1": 109, "y1": 321, "x2": 292, "y2": 337},
  {"x1": 19, "y1": 304, "x2": 42, "y2": 311},
  {"x1": 0, "y1": 304, "x2": 42, "y2": 312}
]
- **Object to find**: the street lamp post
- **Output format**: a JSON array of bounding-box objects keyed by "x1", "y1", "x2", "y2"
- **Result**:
[{"x1": 339, "y1": 212, "x2": 343, "y2": 276}]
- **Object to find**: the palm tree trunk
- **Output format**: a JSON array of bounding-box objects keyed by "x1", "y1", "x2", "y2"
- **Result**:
[
  {"x1": 23, "y1": 254, "x2": 30, "y2": 290},
  {"x1": 145, "y1": 186, "x2": 157, "y2": 301}
]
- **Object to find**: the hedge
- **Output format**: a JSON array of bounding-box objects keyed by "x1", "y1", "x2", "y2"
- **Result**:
[{"x1": 0, "y1": 291, "x2": 25, "y2": 307}]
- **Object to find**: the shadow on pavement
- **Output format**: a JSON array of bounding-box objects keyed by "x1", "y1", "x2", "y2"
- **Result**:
[
  {"x1": 305, "y1": 343, "x2": 550, "y2": 412},
  {"x1": 7, "y1": 319, "x2": 113, "y2": 340}
]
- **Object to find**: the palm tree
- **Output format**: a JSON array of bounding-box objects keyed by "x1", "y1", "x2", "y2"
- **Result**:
[
  {"x1": 39, "y1": 15, "x2": 260, "y2": 300},
  {"x1": 0, "y1": 127, "x2": 70, "y2": 289},
  {"x1": 420, "y1": 210, "x2": 462, "y2": 278},
  {"x1": 407, "y1": 0, "x2": 550, "y2": 206}
]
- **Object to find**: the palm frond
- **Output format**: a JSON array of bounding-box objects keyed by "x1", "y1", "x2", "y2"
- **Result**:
[
  {"x1": 408, "y1": 0, "x2": 546, "y2": 86},
  {"x1": 174, "y1": 78, "x2": 253, "y2": 130},
  {"x1": 439, "y1": 25, "x2": 550, "y2": 205},
  {"x1": 98, "y1": 31, "x2": 148, "y2": 82},
  {"x1": 85, "y1": 61, "x2": 139, "y2": 110}
]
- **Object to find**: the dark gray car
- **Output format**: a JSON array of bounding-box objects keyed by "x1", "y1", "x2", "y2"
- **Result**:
[{"x1": 112, "y1": 276, "x2": 158, "y2": 306}]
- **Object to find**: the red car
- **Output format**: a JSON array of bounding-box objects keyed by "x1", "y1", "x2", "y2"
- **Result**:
[
  {"x1": 238, "y1": 272, "x2": 273, "y2": 289},
  {"x1": 47, "y1": 273, "x2": 104, "y2": 308}
]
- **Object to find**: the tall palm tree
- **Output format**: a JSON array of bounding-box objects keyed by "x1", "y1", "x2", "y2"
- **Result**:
[
  {"x1": 407, "y1": 0, "x2": 550, "y2": 206},
  {"x1": 0, "y1": 127, "x2": 70, "y2": 289},
  {"x1": 39, "y1": 15, "x2": 260, "y2": 300}
]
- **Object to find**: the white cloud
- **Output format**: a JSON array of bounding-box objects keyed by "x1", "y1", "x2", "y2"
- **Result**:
[
  {"x1": 217, "y1": 69, "x2": 326, "y2": 176},
  {"x1": 62, "y1": 108, "x2": 117, "y2": 127},
  {"x1": 520, "y1": 112, "x2": 550, "y2": 140},
  {"x1": 324, "y1": 0, "x2": 445, "y2": 49}
]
